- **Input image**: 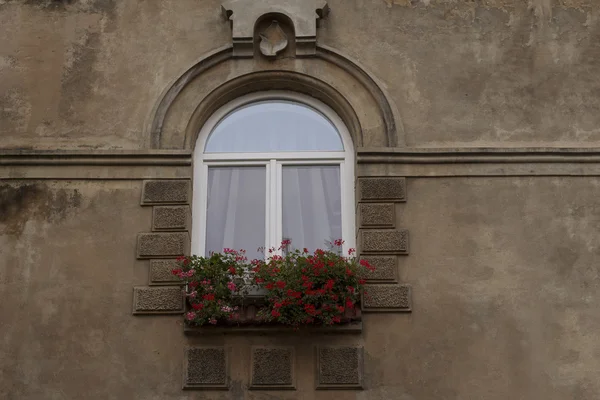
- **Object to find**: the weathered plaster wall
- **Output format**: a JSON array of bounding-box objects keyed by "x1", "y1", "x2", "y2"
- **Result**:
[
  {"x1": 0, "y1": 0, "x2": 227, "y2": 150},
  {"x1": 2, "y1": 178, "x2": 599, "y2": 399},
  {"x1": 1, "y1": 0, "x2": 598, "y2": 149},
  {"x1": 2, "y1": 1, "x2": 600, "y2": 399}
]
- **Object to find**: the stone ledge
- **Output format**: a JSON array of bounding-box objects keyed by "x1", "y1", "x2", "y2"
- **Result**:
[
  {"x1": 250, "y1": 346, "x2": 295, "y2": 390},
  {"x1": 183, "y1": 347, "x2": 229, "y2": 390},
  {"x1": 152, "y1": 206, "x2": 190, "y2": 231},
  {"x1": 137, "y1": 232, "x2": 190, "y2": 259},
  {"x1": 184, "y1": 302, "x2": 362, "y2": 335},
  {"x1": 359, "y1": 203, "x2": 395, "y2": 228},
  {"x1": 360, "y1": 229, "x2": 409, "y2": 254},
  {"x1": 149, "y1": 259, "x2": 183, "y2": 286},
  {"x1": 316, "y1": 346, "x2": 364, "y2": 390},
  {"x1": 132, "y1": 286, "x2": 184, "y2": 314},
  {"x1": 362, "y1": 284, "x2": 412, "y2": 312},
  {"x1": 184, "y1": 321, "x2": 362, "y2": 335},
  {"x1": 359, "y1": 177, "x2": 406, "y2": 202},
  {"x1": 141, "y1": 180, "x2": 190, "y2": 205}
]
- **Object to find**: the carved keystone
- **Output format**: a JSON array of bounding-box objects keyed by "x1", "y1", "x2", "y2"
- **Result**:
[
  {"x1": 316, "y1": 346, "x2": 363, "y2": 389},
  {"x1": 141, "y1": 180, "x2": 190, "y2": 205},
  {"x1": 132, "y1": 286, "x2": 184, "y2": 314},
  {"x1": 149, "y1": 259, "x2": 182, "y2": 286},
  {"x1": 360, "y1": 256, "x2": 398, "y2": 282},
  {"x1": 221, "y1": 0, "x2": 329, "y2": 57},
  {"x1": 360, "y1": 229, "x2": 409, "y2": 254},
  {"x1": 137, "y1": 232, "x2": 190, "y2": 259},
  {"x1": 183, "y1": 347, "x2": 229, "y2": 390},
  {"x1": 152, "y1": 206, "x2": 190, "y2": 231},
  {"x1": 359, "y1": 203, "x2": 395, "y2": 227},
  {"x1": 359, "y1": 177, "x2": 406, "y2": 202},
  {"x1": 250, "y1": 346, "x2": 295, "y2": 390},
  {"x1": 362, "y1": 284, "x2": 412, "y2": 312}
]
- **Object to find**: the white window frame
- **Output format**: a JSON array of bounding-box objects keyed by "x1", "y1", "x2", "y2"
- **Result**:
[{"x1": 192, "y1": 91, "x2": 355, "y2": 257}]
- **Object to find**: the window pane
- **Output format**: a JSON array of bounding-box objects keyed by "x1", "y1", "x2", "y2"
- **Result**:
[
  {"x1": 205, "y1": 101, "x2": 344, "y2": 153},
  {"x1": 282, "y1": 165, "x2": 342, "y2": 253},
  {"x1": 206, "y1": 167, "x2": 266, "y2": 260}
]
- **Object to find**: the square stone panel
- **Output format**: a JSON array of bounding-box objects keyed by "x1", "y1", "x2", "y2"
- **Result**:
[
  {"x1": 183, "y1": 347, "x2": 229, "y2": 390},
  {"x1": 360, "y1": 229, "x2": 409, "y2": 254},
  {"x1": 359, "y1": 177, "x2": 406, "y2": 202},
  {"x1": 316, "y1": 346, "x2": 363, "y2": 389},
  {"x1": 137, "y1": 232, "x2": 190, "y2": 259},
  {"x1": 152, "y1": 206, "x2": 190, "y2": 231},
  {"x1": 360, "y1": 256, "x2": 398, "y2": 282},
  {"x1": 359, "y1": 203, "x2": 395, "y2": 227},
  {"x1": 149, "y1": 259, "x2": 182, "y2": 286},
  {"x1": 362, "y1": 284, "x2": 412, "y2": 312},
  {"x1": 141, "y1": 180, "x2": 191, "y2": 205},
  {"x1": 250, "y1": 346, "x2": 295, "y2": 390},
  {"x1": 132, "y1": 286, "x2": 184, "y2": 314}
]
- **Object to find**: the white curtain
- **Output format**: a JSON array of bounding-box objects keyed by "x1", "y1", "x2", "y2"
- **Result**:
[
  {"x1": 206, "y1": 167, "x2": 266, "y2": 260},
  {"x1": 282, "y1": 166, "x2": 341, "y2": 253}
]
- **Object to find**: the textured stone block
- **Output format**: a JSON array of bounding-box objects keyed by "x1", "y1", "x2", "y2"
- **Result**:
[
  {"x1": 362, "y1": 284, "x2": 411, "y2": 312},
  {"x1": 250, "y1": 346, "x2": 295, "y2": 390},
  {"x1": 316, "y1": 346, "x2": 363, "y2": 389},
  {"x1": 359, "y1": 203, "x2": 395, "y2": 227},
  {"x1": 361, "y1": 229, "x2": 409, "y2": 254},
  {"x1": 360, "y1": 256, "x2": 398, "y2": 282},
  {"x1": 132, "y1": 286, "x2": 184, "y2": 314},
  {"x1": 183, "y1": 347, "x2": 228, "y2": 390},
  {"x1": 141, "y1": 180, "x2": 190, "y2": 205},
  {"x1": 149, "y1": 259, "x2": 182, "y2": 285},
  {"x1": 359, "y1": 177, "x2": 406, "y2": 202},
  {"x1": 152, "y1": 206, "x2": 190, "y2": 231},
  {"x1": 137, "y1": 232, "x2": 190, "y2": 258}
]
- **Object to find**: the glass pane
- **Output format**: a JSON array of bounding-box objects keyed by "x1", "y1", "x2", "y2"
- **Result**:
[
  {"x1": 205, "y1": 101, "x2": 344, "y2": 153},
  {"x1": 206, "y1": 167, "x2": 266, "y2": 260},
  {"x1": 282, "y1": 165, "x2": 342, "y2": 253}
]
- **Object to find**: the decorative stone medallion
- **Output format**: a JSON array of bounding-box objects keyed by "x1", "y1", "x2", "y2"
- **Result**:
[{"x1": 259, "y1": 20, "x2": 288, "y2": 57}]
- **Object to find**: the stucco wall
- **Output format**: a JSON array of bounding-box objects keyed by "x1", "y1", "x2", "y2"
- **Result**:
[
  {"x1": 1, "y1": 1, "x2": 600, "y2": 399},
  {"x1": 2, "y1": 177, "x2": 599, "y2": 399},
  {"x1": 1, "y1": 0, "x2": 597, "y2": 149}
]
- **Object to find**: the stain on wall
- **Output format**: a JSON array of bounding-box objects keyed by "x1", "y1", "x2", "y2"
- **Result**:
[{"x1": 0, "y1": 183, "x2": 82, "y2": 236}]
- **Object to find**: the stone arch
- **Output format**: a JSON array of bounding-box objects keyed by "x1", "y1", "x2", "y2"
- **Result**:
[
  {"x1": 184, "y1": 70, "x2": 363, "y2": 150},
  {"x1": 148, "y1": 45, "x2": 404, "y2": 149}
]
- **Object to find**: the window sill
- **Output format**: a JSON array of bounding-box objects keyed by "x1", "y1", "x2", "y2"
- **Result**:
[
  {"x1": 184, "y1": 321, "x2": 362, "y2": 335},
  {"x1": 183, "y1": 299, "x2": 363, "y2": 335}
]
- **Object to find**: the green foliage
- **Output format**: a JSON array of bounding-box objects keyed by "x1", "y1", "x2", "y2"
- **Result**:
[{"x1": 174, "y1": 241, "x2": 373, "y2": 327}]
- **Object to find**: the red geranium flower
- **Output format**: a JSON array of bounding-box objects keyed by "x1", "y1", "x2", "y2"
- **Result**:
[
  {"x1": 275, "y1": 281, "x2": 286, "y2": 289},
  {"x1": 203, "y1": 293, "x2": 215, "y2": 301}
]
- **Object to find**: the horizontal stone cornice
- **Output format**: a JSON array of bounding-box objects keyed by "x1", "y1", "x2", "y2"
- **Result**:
[
  {"x1": 357, "y1": 147, "x2": 600, "y2": 164},
  {"x1": 0, "y1": 150, "x2": 192, "y2": 166}
]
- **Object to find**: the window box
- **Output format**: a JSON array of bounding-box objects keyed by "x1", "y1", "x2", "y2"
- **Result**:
[
  {"x1": 183, "y1": 301, "x2": 362, "y2": 335},
  {"x1": 173, "y1": 244, "x2": 374, "y2": 332}
]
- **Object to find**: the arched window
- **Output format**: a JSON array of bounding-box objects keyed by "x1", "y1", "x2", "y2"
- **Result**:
[{"x1": 192, "y1": 91, "x2": 355, "y2": 260}]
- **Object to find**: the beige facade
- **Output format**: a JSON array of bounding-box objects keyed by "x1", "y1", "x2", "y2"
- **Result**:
[{"x1": 2, "y1": 0, "x2": 600, "y2": 399}]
